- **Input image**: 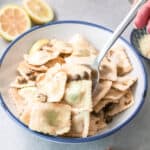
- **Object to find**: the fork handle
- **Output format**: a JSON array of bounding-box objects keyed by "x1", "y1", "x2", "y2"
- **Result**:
[{"x1": 96, "y1": 0, "x2": 146, "y2": 64}]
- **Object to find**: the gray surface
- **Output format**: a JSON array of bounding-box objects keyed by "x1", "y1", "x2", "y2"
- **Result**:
[{"x1": 0, "y1": 0, "x2": 150, "y2": 150}]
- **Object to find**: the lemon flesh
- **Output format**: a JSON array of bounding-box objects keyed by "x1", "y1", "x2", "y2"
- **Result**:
[
  {"x1": 23, "y1": 0, "x2": 54, "y2": 24},
  {"x1": 0, "y1": 5, "x2": 31, "y2": 41}
]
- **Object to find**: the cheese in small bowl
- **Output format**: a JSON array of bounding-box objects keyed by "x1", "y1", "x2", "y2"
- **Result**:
[{"x1": 139, "y1": 34, "x2": 150, "y2": 59}]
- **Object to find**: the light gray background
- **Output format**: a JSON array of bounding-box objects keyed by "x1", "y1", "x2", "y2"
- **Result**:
[{"x1": 0, "y1": 0, "x2": 150, "y2": 150}]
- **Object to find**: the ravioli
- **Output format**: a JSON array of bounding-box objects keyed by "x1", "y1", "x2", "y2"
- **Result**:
[
  {"x1": 106, "y1": 90, "x2": 134, "y2": 116},
  {"x1": 37, "y1": 71, "x2": 67, "y2": 102},
  {"x1": 94, "y1": 98, "x2": 120, "y2": 113},
  {"x1": 107, "y1": 45, "x2": 133, "y2": 75},
  {"x1": 104, "y1": 88, "x2": 127, "y2": 100},
  {"x1": 24, "y1": 50, "x2": 59, "y2": 66},
  {"x1": 18, "y1": 87, "x2": 47, "y2": 103},
  {"x1": 10, "y1": 77, "x2": 35, "y2": 88},
  {"x1": 17, "y1": 61, "x2": 33, "y2": 80},
  {"x1": 65, "y1": 55, "x2": 96, "y2": 65},
  {"x1": 45, "y1": 57, "x2": 65, "y2": 68},
  {"x1": 18, "y1": 61, "x2": 48, "y2": 75},
  {"x1": 64, "y1": 80, "x2": 92, "y2": 111},
  {"x1": 65, "y1": 111, "x2": 90, "y2": 137},
  {"x1": 26, "y1": 63, "x2": 48, "y2": 72},
  {"x1": 69, "y1": 34, "x2": 98, "y2": 56},
  {"x1": 93, "y1": 80, "x2": 112, "y2": 106},
  {"x1": 20, "y1": 104, "x2": 32, "y2": 125},
  {"x1": 62, "y1": 64, "x2": 91, "y2": 80},
  {"x1": 99, "y1": 57, "x2": 117, "y2": 81},
  {"x1": 9, "y1": 88, "x2": 26, "y2": 115},
  {"x1": 29, "y1": 103, "x2": 71, "y2": 135},
  {"x1": 50, "y1": 39, "x2": 73, "y2": 54},
  {"x1": 45, "y1": 63, "x2": 62, "y2": 79},
  {"x1": 88, "y1": 113, "x2": 107, "y2": 136},
  {"x1": 112, "y1": 76, "x2": 137, "y2": 91}
]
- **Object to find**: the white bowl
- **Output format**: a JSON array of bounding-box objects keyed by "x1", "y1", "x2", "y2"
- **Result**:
[{"x1": 0, "y1": 21, "x2": 148, "y2": 143}]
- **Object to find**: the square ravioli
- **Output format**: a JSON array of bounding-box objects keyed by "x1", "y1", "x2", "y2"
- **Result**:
[
  {"x1": 62, "y1": 64, "x2": 91, "y2": 80},
  {"x1": 37, "y1": 64, "x2": 67, "y2": 102},
  {"x1": 93, "y1": 80, "x2": 112, "y2": 107},
  {"x1": 69, "y1": 34, "x2": 98, "y2": 56},
  {"x1": 107, "y1": 45, "x2": 133, "y2": 75},
  {"x1": 88, "y1": 113, "x2": 107, "y2": 136},
  {"x1": 9, "y1": 88, "x2": 26, "y2": 115},
  {"x1": 100, "y1": 57, "x2": 117, "y2": 81},
  {"x1": 29, "y1": 103, "x2": 71, "y2": 135},
  {"x1": 106, "y1": 90, "x2": 134, "y2": 116},
  {"x1": 64, "y1": 80, "x2": 92, "y2": 112},
  {"x1": 112, "y1": 76, "x2": 137, "y2": 91},
  {"x1": 64, "y1": 111, "x2": 90, "y2": 138}
]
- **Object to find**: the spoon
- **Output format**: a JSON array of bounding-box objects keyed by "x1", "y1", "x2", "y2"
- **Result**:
[{"x1": 91, "y1": 0, "x2": 146, "y2": 94}]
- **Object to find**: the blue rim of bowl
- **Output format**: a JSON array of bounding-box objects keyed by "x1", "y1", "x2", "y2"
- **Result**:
[
  {"x1": 130, "y1": 29, "x2": 150, "y2": 62},
  {"x1": 0, "y1": 20, "x2": 148, "y2": 143}
]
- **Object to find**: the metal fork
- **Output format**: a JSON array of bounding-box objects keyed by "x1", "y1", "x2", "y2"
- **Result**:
[{"x1": 91, "y1": 0, "x2": 146, "y2": 94}]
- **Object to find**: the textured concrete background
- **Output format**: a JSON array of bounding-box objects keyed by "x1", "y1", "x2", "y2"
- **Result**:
[{"x1": 0, "y1": 0, "x2": 150, "y2": 150}]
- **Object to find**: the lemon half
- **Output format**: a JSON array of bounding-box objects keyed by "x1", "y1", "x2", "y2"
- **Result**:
[
  {"x1": 0, "y1": 5, "x2": 31, "y2": 41},
  {"x1": 23, "y1": 0, "x2": 54, "y2": 24}
]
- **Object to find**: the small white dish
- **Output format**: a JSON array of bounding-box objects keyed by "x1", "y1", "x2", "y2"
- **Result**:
[{"x1": 0, "y1": 20, "x2": 148, "y2": 143}]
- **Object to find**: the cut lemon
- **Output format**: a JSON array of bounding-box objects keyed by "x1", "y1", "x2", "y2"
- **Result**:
[
  {"x1": 23, "y1": 0, "x2": 54, "y2": 24},
  {"x1": 29, "y1": 39, "x2": 50, "y2": 55},
  {"x1": 0, "y1": 5, "x2": 31, "y2": 41}
]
